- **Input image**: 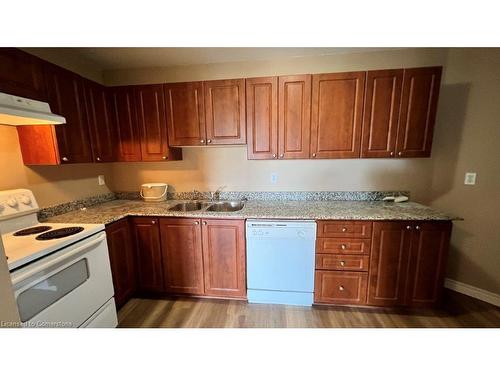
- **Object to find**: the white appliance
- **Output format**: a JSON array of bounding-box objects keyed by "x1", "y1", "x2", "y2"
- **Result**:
[
  {"x1": 0, "y1": 189, "x2": 117, "y2": 328},
  {"x1": 0, "y1": 92, "x2": 66, "y2": 126},
  {"x1": 246, "y1": 220, "x2": 316, "y2": 306}
]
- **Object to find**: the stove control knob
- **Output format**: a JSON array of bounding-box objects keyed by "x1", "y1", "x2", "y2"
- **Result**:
[
  {"x1": 7, "y1": 198, "x2": 18, "y2": 208},
  {"x1": 20, "y1": 195, "x2": 32, "y2": 205}
]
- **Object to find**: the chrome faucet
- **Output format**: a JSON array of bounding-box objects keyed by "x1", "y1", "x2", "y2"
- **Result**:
[{"x1": 210, "y1": 185, "x2": 226, "y2": 201}]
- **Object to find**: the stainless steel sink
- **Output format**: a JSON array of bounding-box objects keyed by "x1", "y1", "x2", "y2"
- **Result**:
[
  {"x1": 168, "y1": 201, "x2": 210, "y2": 212},
  {"x1": 206, "y1": 201, "x2": 245, "y2": 212}
]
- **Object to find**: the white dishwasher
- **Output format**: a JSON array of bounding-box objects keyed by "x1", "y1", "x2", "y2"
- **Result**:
[{"x1": 246, "y1": 220, "x2": 316, "y2": 306}]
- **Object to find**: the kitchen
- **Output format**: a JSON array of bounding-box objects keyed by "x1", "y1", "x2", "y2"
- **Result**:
[{"x1": 0, "y1": 3, "x2": 499, "y2": 371}]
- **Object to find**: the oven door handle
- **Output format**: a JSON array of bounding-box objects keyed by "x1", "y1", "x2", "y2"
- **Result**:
[{"x1": 11, "y1": 232, "x2": 106, "y2": 286}]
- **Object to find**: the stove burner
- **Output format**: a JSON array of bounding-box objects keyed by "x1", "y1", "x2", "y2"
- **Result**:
[
  {"x1": 35, "y1": 227, "x2": 84, "y2": 240},
  {"x1": 13, "y1": 226, "x2": 53, "y2": 236}
]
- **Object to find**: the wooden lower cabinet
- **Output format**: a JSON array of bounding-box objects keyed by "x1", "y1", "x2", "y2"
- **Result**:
[
  {"x1": 105, "y1": 219, "x2": 137, "y2": 308},
  {"x1": 130, "y1": 217, "x2": 164, "y2": 292},
  {"x1": 315, "y1": 271, "x2": 368, "y2": 305},
  {"x1": 201, "y1": 219, "x2": 246, "y2": 298},
  {"x1": 159, "y1": 218, "x2": 205, "y2": 295}
]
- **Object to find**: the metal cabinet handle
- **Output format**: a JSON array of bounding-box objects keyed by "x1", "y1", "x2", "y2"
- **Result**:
[
  {"x1": 389, "y1": 151, "x2": 394, "y2": 156},
  {"x1": 279, "y1": 154, "x2": 284, "y2": 159},
  {"x1": 96, "y1": 156, "x2": 101, "y2": 161},
  {"x1": 339, "y1": 285, "x2": 345, "y2": 291},
  {"x1": 415, "y1": 225, "x2": 420, "y2": 230},
  {"x1": 272, "y1": 154, "x2": 277, "y2": 159},
  {"x1": 398, "y1": 151, "x2": 402, "y2": 156},
  {"x1": 207, "y1": 139, "x2": 212, "y2": 144},
  {"x1": 342, "y1": 227, "x2": 347, "y2": 232},
  {"x1": 406, "y1": 225, "x2": 412, "y2": 230},
  {"x1": 194, "y1": 221, "x2": 200, "y2": 225},
  {"x1": 162, "y1": 156, "x2": 168, "y2": 160},
  {"x1": 200, "y1": 139, "x2": 205, "y2": 144},
  {"x1": 202, "y1": 221, "x2": 207, "y2": 225},
  {"x1": 312, "y1": 153, "x2": 317, "y2": 158},
  {"x1": 340, "y1": 261, "x2": 345, "y2": 267},
  {"x1": 151, "y1": 220, "x2": 156, "y2": 224},
  {"x1": 62, "y1": 157, "x2": 69, "y2": 162},
  {"x1": 341, "y1": 244, "x2": 347, "y2": 250}
]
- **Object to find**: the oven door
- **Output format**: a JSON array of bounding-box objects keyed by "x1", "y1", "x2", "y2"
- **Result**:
[{"x1": 11, "y1": 231, "x2": 116, "y2": 328}]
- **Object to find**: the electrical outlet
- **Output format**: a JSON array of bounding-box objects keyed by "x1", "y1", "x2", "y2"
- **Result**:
[
  {"x1": 98, "y1": 175, "x2": 106, "y2": 186},
  {"x1": 270, "y1": 173, "x2": 278, "y2": 185},
  {"x1": 464, "y1": 172, "x2": 477, "y2": 185}
]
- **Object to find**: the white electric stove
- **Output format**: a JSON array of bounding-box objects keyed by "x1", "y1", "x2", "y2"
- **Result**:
[{"x1": 0, "y1": 189, "x2": 117, "y2": 328}]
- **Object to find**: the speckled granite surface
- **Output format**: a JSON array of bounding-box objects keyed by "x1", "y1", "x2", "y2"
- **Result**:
[{"x1": 44, "y1": 199, "x2": 460, "y2": 225}]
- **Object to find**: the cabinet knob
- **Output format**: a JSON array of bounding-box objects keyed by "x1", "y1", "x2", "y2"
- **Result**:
[
  {"x1": 342, "y1": 227, "x2": 347, "y2": 232},
  {"x1": 194, "y1": 221, "x2": 200, "y2": 225},
  {"x1": 279, "y1": 154, "x2": 284, "y2": 159},
  {"x1": 341, "y1": 244, "x2": 347, "y2": 250},
  {"x1": 339, "y1": 285, "x2": 345, "y2": 291},
  {"x1": 416, "y1": 225, "x2": 420, "y2": 230},
  {"x1": 207, "y1": 139, "x2": 212, "y2": 144},
  {"x1": 272, "y1": 154, "x2": 277, "y2": 159},
  {"x1": 389, "y1": 151, "x2": 394, "y2": 156},
  {"x1": 96, "y1": 156, "x2": 101, "y2": 161},
  {"x1": 398, "y1": 151, "x2": 402, "y2": 156},
  {"x1": 162, "y1": 156, "x2": 168, "y2": 160},
  {"x1": 312, "y1": 153, "x2": 317, "y2": 158},
  {"x1": 340, "y1": 261, "x2": 345, "y2": 267},
  {"x1": 151, "y1": 220, "x2": 156, "y2": 224},
  {"x1": 406, "y1": 225, "x2": 412, "y2": 230},
  {"x1": 200, "y1": 139, "x2": 205, "y2": 144},
  {"x1": 202, "y1": 221, "x2": 207, "y2": 225},
  {"x1": 62, "y1": 157, "x2": 69, "y2": 162}
]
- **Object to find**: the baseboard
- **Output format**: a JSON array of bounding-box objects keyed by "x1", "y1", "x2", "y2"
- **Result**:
[{"x1": 444, "y1": 278, "x2": 500, "y2": 307}]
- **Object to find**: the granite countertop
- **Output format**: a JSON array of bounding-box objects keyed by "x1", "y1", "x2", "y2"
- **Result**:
[{"x1": 44, "y1": 199, "x2": 460, "y2": 225}]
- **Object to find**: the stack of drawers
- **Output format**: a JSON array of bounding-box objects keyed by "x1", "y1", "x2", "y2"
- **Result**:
[{"x1": 314, "y1": 221, "x2": 373, "y2": 305}]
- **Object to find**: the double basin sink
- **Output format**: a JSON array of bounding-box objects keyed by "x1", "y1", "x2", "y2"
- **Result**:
[{"x1": 168, "y1": 200, "x2": 245, "y2": 213}]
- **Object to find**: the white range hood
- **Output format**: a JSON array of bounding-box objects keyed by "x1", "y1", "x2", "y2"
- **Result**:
[{"x1": 0, "y1": 92, "x2": 66, "y2": 126}]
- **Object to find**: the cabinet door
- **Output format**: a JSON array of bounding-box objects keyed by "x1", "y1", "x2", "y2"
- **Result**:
[
  {"x1": 165, "y1": 82, "x2": 206, "y2": 146},
  {"x1": 44, "y1": 63, "x2": 93, "y2": 163},
  {"x1": 246, "y1": 77, "x2": 278, "y2": 160},
  {"x1": 105, "y1": 219, "x2": 137, "y2": 308},
  {"x1": 201, "y1": 219, "x2": 246, "y2": 298},
  {"x1": 361, "y1": 69, "x2": 403, "y2": 158},
  {"x1": 130, "y1": 217, "x2": 164, "y2": 292},
  {"x1": 0, "y1": 48, "x2": 46, "y2": 101},
  {"x1": 204, "y1": 79, "x2": 246, "y2": 145},
  {"x1": 109, "y1": 86, "x2": 142, "y2": 161},
  {"x1": 84, "y1": 79, "x2": 116, "y2": 162},
  {"x1": 315, "y1": 270, "x2": 368, "y2": 305},
  {"x1": 396, "y1": 66, "x2": 442, "y2": 157},
  {"x1": 310, "y1": 72, "x2": 365, "y2": 159},
  {"x1": 367, "y1": 222, "x2": 412, "y2": 307},
  {"x1": 135, "y1": 84, "x2": 182, "y2": 161},
  {"x1": 159, "y1": 218, "x2": 204, "y2": 295},
  {"x1": 405, "y1": 221, "x2": 451, "y2": 307},
  {"x1": 278, "y1": 75, "x2": 311, "y2": 159}
]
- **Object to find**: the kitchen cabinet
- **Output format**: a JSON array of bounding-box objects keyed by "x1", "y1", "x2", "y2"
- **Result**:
[
  {"x1": 396, "y1": 66, "x2": 442, "y2": 157},
  {"x1": 109, "y1": 86, "x2": 142, "y2": 162},
  {"x1": 246, "y1": 76, "x2": 278, "y2": 160},
  {"x1": 278, "y1": 75, "x2": 311, "y2": 159},
  {"x1": 361, "y1": 69, "x2": 403, "y2": 158},
  {"x1": 84, "y1": 79, "x2": 116, "y2": 162},
  {"x1": 0, "y1": 48, "x2": 47, "y2": 101},
  {"x1": 367, "y1": 221, "x2": 451, "y2": 307},
  {"x1": 204, "y1": 79, "x2": 246, "y2": 145},
  {"x1": 134, "y1": 84, "x2": 182, "y2": 161},
  {"x1": 130, "y1": 217, "x2": 164, "y2": 292},
  {"x1": 159, "y1": 218, "x2": 205, "y2": 295},
  {"x1": 310, "y1": 71, "x2": 365, "y2": 159},
  {"x1": 105, "y1": 219, "x2": 137, "y2": 308},
  {"x1": 164, "y1": 81, "x2": 206, "y2": 146},
  {"x1": 201, "y1": 219, "x2": 246, "y2": 298},
  {"x1": 315, "y1": 270, "x2": 368, "y2": 305}
]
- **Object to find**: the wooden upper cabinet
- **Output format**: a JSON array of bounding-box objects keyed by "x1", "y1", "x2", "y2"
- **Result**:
[
  {"x1": 130, "y1": 217, "x2": 164, "y2": 292},
  {"x1": 84, "y1": 79, "x2": 116, "y2": 162},
  {"x1": 278, "y1": 75, "x2": 311, "y2": 159},
  {"x1": 246, "y1": 77, "x2": 278, "y2": 160},
  {"x1": 159, "y1": 218, "x2": 205, "y2": 295},
  {"x1": 396, "y1": 66, "x2": 442, "y2": 157},
  {"x1": 310, "y1": 71, "x2": 365, "y2": 159},
  {"x1": 204, "y1": 79, "x2": 246, "y2": 145},
  {"x1": 105, "y1": 219, "x2": 137, "y2": 308},
  {"x1": 135, "y1": 84, "x2": 182, "y2": 162},
  {"x1": 367, "y1": 222, "x2": 412, "y2": 307},
  {"x1": 165, "y1": 81, "x2": 206, "y2": 146},
  {"x1": 201, "y1": 219, "x2": 246, "y2": 298},
  {"x1": 361, "y1": 69, "x2": 403, "y2": 158},
  {"x1": 109, "y1": 86, "x2": 142, "y2": 161},
  {"x1": 44, "y1": 63, "x2": 93, "y2": 163},
  {"x1": 0, "y1": 48, "x2": 46, "y2": 101},
  {"x1": 405, "y1": 221, "x2": 451, "y2": 307}
]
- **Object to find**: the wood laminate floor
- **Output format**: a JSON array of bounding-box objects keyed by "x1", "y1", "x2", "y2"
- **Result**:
[{"x1": 117, "y1": 290, "x2": 500, "y2": 328}]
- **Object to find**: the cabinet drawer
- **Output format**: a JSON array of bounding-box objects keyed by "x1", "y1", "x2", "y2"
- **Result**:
[
  {"x1": 316, "y1": 238, "x2": 371, "y2": 255},
  {"x1": 314, "y1": 271, "x2": 368, "y2": 305},
  {"x1": 316, "y1": 254, "x2": 369, "y2": 272},
  {"x1": 317, "y1": 221, "x2": 372, "y2": 238}
]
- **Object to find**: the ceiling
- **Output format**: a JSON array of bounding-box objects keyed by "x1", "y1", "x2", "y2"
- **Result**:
[{"x1": 28, "y1": 47, "x2": 401, "y2": 71}]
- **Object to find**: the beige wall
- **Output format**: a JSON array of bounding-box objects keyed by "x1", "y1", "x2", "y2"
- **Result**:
[
  {"x1": 0, "y1": 126, "x2": 112, "y2": 207},
  {"x1": 430, "y1": 48, "x2": 500, "y2": 294}
]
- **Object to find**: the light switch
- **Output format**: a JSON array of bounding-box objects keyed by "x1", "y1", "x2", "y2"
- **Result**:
[
  {"x1": 270, "y1": 173, "x2": 278, "y2": 185},
  {"x1": 98, "y1": 175, "x2": 106, "y2": 186},
  {"x1": 464, "y1": 172, "x2": 477, "y2": 185}
]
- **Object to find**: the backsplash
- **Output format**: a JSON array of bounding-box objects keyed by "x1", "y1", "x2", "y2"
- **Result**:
[{"x1": 38, "y1": 193, "x2": 116, "y2": 221}]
